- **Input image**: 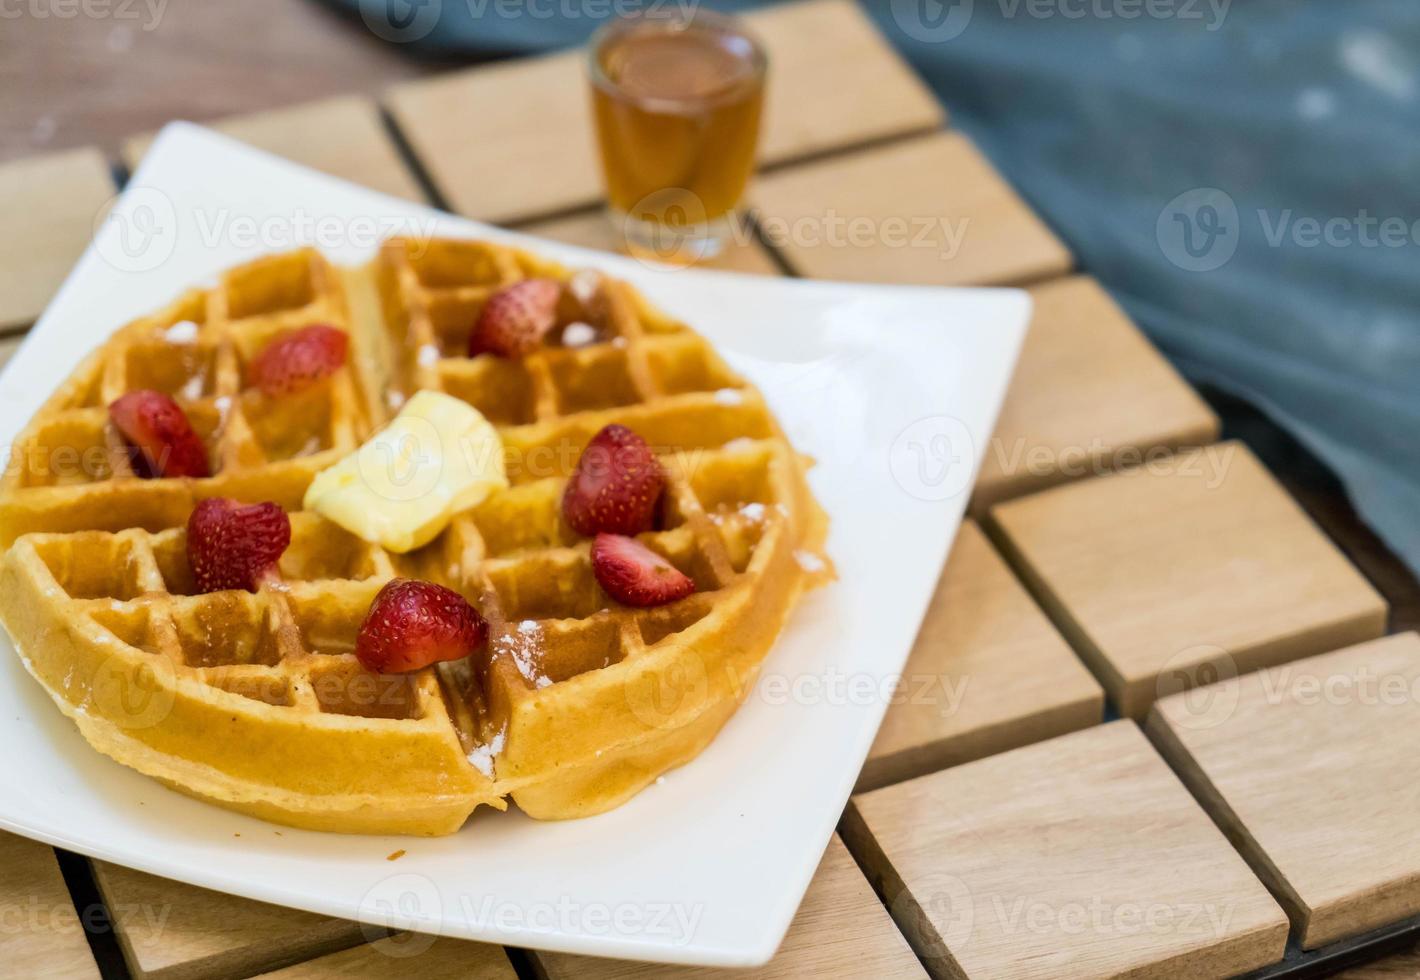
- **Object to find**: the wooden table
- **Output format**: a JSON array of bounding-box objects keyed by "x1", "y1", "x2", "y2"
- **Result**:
[{"x1": 4, "y1": 1, "x2": 1420, "y2": 977}]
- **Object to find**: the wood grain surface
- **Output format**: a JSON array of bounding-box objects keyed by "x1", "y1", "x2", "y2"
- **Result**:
[
  {"x1": 252, "y1": 936, "x2": 516, "y2": 978},
  {"x1": 859, "y1": 520, "x2": 1102, "y2": 791},
  {"x1": 747, "y1": 0, "x2": 943, "y2": 163},
  {"x1": 0, "y1": 147, "x2": 116, "y2": 331},
  {"x1": 536, "y1": 836, "x2": 925, "y2": 979},
  {"x1": 386, "y1": 49, "x2": 594, "y2": 222},
  {"x1": 990, "y1": 440, "x2": 1388, "y2": 718},
  {"x1": 0, "y1": 0, "x2": 436, "y2": 165},
  {"x1": 123, "y1": 96, "x2": 424, "y2": 201},
  {"x1": 971, "y1": 275, "x2": 1219, "y2": 513},
  {"x1": 848, "y1": 721, "x2": 1289, "y2": 979},
  {"x1": 92, "y1": 861, "x2": 367, "y2": 980},
  {"x1": 752, "y1": 131, "x2": 1072, "y2": 288},
  {"x1": 1150, "y1": 632, "x2": 1420, "y2": 948},
  {"x1": 0, "y1": 832, "x2": 100, "y2": 979},
  {"x1": 387, "y1": 0, "x2": 944, "y2": 223}
]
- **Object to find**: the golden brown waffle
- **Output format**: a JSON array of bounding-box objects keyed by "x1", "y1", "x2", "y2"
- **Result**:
[
  {"x1": 0, "y1": 249, "x2": 371, "y2": 544},
  {"x1": 0, "y1": 238, "x2": 830, "y2": 835}
]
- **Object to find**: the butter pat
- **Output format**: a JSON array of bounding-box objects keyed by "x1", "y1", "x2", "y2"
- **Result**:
[{"x1": 304, "y1": 390, "x2": 507, "y2": 553}]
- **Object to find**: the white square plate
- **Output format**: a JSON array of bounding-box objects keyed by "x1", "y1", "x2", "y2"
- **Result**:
[{"x1": 0, "y1": 124, "x2": 1029, "y2": 967}]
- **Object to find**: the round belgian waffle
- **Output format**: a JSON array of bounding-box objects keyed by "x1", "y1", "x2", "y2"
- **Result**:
[{"x1": 0, "y1": 238, "x2": 831, "y2": 835}]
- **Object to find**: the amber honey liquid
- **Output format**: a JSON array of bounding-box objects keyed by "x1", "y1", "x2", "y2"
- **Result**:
[{"x1": 590, "y1": 13, "x2": 765, "y2": 259}]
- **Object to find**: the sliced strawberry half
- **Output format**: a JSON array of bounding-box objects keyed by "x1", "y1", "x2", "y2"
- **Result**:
[
  {"x1": 355, "y1": 579, "x2": 489, "y2": 674},
  {"x1": 591, "y1": 533, "x2": 695, "y2": 608},
  {"x1": 468, "y1": 279, "x2": 562, "y2": 358},
  {"x1": 249, "y1": 324, "x2": 349, "y2": 396},
  {"x1": 109, "y1": 389, "x2": 211, "y2": 479},
  {"x1": 186, "y1": 497, "x2": 291, "y2": 593},
  {"x1": 562, "y1": 424, "x2": 665, "y2": 537}
]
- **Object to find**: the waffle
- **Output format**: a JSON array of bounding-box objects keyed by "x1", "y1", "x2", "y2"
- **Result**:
[
  {"x1": 0, "y1": 250, "x2": 369, "y2": 543},
  {"x1": 0, "y1": 238, "x2": 830, "y2": 835}
]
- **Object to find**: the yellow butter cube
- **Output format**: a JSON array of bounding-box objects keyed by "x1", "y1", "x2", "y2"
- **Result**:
[{"x1": 304, "y1": 390, "x2": 507, "y2": 553}]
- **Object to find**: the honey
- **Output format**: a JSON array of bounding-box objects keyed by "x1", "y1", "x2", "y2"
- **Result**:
[{"x1": 589, "y1": 11, "x2": 766, "y2": 260}]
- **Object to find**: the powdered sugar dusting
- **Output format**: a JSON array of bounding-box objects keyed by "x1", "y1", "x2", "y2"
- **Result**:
[
  {"x1": 495, "y1": 619, "x2": 547, "y2": 686},
  {"x1": 165, "y1": 320, "x2": 200, "y2": 344},
  {"x1": 561, "y1": 322, "x2": 598, "y2": 348},
  {"x1": 740, "y1": 502, "x2": 766, "y2": 522},
  {"x1": 794, "y1": 550, "x2": 826, "y2": 574},
  {"x1": 712, "y1": 388, "x2": 744, "y2": 406},
  {"x1": 180, "y1": 374, "x2": 206, "y2": 401},
  {"x1": 467, "y1": 724, "x2": 506, "y2": 779},
  {"x1": 569, "y1": 269, "x2": 602, "y2": 306}
]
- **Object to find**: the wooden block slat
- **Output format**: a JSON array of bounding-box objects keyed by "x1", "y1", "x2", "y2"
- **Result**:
[
  {"x1": 386, "y1": 50, "x2": 591, "y2": 223},
  {"x1": 749, "y1": 0, "x2": 943, "y2": 163},
  {"x1": 386, "y1": 0, "x2": 943, "y2": 223},
  {"x1": 859, "y1": 520, "x2": 1102, "y2": 791},
  {"x1": 253, "y1": 936, "x2": 515, "y2": 979},
  {"x1": 990, "y1": 440, "x2": 1388, "y2": 719},
  {"x1": 124, "y1": 95, "x2": 424, "y2": 202},
  {"x1": 1150, "y1": 632, "x2": 1420, "y2": 948},
  {"x1": 0, "y1": 832, "x2": 100, "y2": 979},
  {"x1": 0, "y1": 147, "x2": 115, "y2": 331},
  {"x1": 537, "y1": 836, "x2": 924, "y2": 979},
  {"x1": 849, "y1": 721, "x2": 1289, "y2": 979},
  {"x1": 520, "y1": 210, "x2": 782, "y2": 277},
  {"x1": 752, "y1": 132, "x2": 1073, "y2": 287},
  {"x1": 92, "y1": 861, "x2": 367, "y2": 980},
  {"x1": 971, "y1": 276, "x2": 1219, "y2": 513}
]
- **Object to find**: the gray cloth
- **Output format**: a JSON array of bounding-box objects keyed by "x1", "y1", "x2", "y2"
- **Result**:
[{"x1": 339, "y1": 0, "x2": 1420, "y2": 574}]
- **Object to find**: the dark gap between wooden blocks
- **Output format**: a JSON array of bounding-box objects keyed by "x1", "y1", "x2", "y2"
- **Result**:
[
  {"x1": 54, "y1": 850, "x2": 131, "y2": 980},
  {"x1": 375, "y1": 104, "x2": 447, "y2": 212},
  {"x1": 837, "y1": 802, "x2": 950, "y2": 980}
]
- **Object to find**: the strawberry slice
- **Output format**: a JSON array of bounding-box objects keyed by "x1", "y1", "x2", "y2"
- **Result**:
[
  {"x1": 591, "y1": 533, "x2": 695, "y2": 608},
  {"x1": 355, "y1": 579, "x2": 489, "y2": 674},
  {"x1": 109, "y1": 390, "x2": 211, "y2": 479},
  {"x1": 186, "y1": 498, "x2": 291, "y2": 593},
  {"x1": 468, "y1": 279, "x2": 562, "y2": 358},
  {"x1": 561, "y1": 424, "x2": 665, "y2": 537},
  {"x1": 249, "y1": 324, "x2": 349, "y2": 396}
]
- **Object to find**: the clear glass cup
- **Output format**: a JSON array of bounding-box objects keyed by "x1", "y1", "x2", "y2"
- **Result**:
[{"x1": 588, "y1": 9, "x2": 767, "y2": 264}]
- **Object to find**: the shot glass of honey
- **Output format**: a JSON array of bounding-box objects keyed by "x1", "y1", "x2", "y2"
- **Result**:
[{"x1": 589, "y1": 9, "x2": 767, "y2": 263}]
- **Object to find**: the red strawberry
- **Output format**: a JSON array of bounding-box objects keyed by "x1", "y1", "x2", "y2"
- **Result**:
[
  {"x1": 355, "y1": 579, "x2": 489, "y2": 674},
  {"x1": 249, "y1": 324, "x2": 349, "y2": 396},
  {"x1": 468, "y1": 279, "x2": 561, "y2": 358},
  {"x1": 186, "y1": 498, "x2": 291, "y2": 593},
  {"x1": 109, "y1": 390, "x2": 211, "y2": 479},
  {"x1": 562, "y1": 424, "x2": 665, "y2": 536},
  {"x1": 591, "y1": 533, "x2": 695, "y2": 608}
]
